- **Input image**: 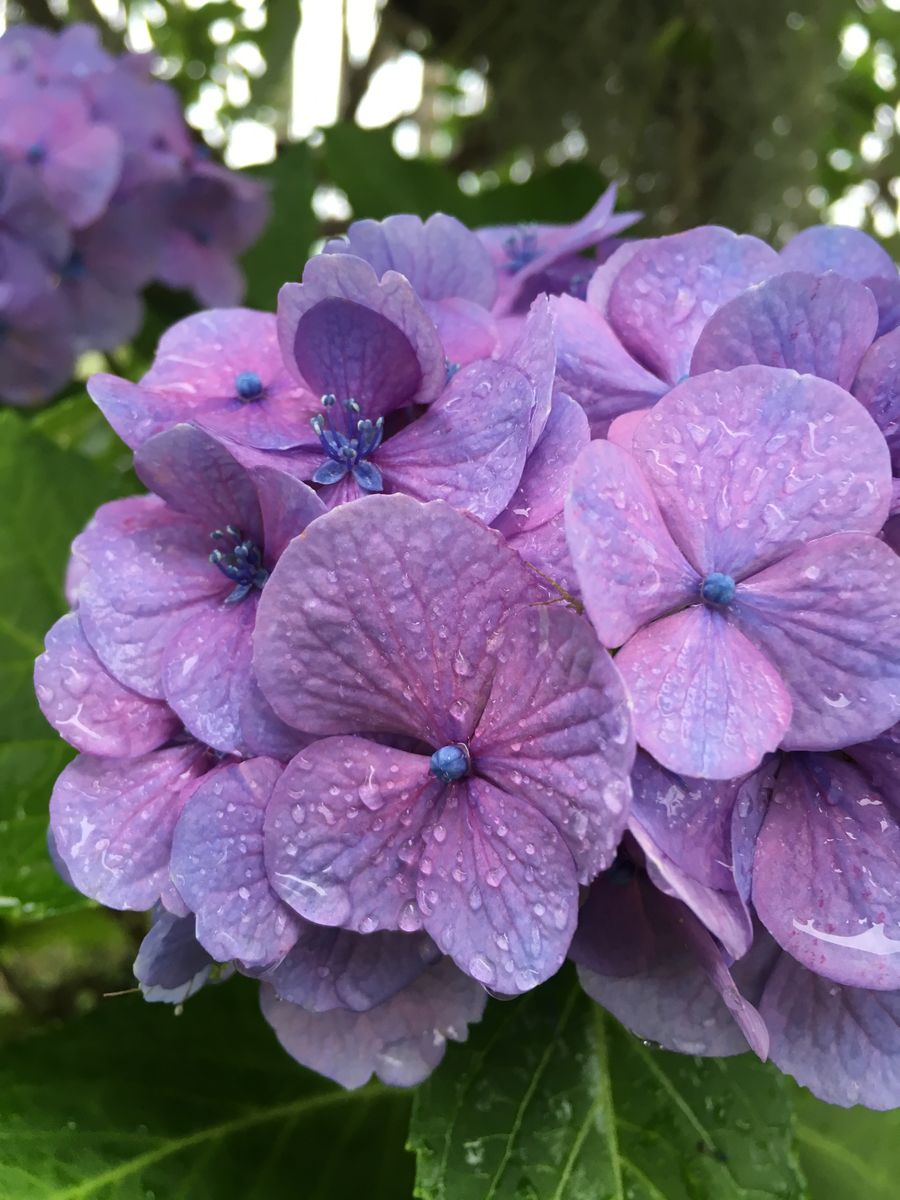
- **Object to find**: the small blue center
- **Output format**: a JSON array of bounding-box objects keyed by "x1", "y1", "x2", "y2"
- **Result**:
[
  {"x1": 503, "y1": 227, "x2": 540, "y2": 274},
  {"x1": 25, "y1": 142, "x2": 46, "y2": 165},
  {"x1": 209, "y1": 525, "x2": 268, "y2": 604},
  {"x1": 235, "y1": 371, "x2": 263, "y2": 402},
  {"x1": 193, "y1": 226, "x2": 212, "y2": 246},
  {"x1": 310, "y1": 393, "x2": 384, "y2": 493},
  {"x1": 61, "y1": 251, "x2": 86, "y2": 282},
  {"x1": 430, "y1": 744, "x2": 470, "y2": 783},
  {"x1": 701, "y1": 572, "x2": 736, "y2": 607}
]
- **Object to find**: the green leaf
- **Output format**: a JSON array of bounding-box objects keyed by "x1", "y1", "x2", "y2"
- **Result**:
[
  {"x1": 0, "y1": 413, "x2": 132, "y2": 921},
  {"x1": 409, "y1": 968, "x2": 807, "y2": 1200},
  {"x1": 242, "y1": 144, "x2": 318, "y2": 309},
  {"x1": 792, "y1": 1083, "x2": 900, "y2": 1199},
  {"x1": 0, "y1": 977, "x2": 414, "y2": 1199}
]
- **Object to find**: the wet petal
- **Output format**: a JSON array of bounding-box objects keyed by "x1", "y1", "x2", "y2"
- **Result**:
[
  {"x1": 277, "y1": 253, "x2": 446, "y2": 415},
  {"x1": 35, "y1": 612, "x2": 177, "y2": 757},
  {"x1": 565, "y1": 439, "x2": 699, "y2": 647},
  {"x1": 734, "y1": 533, "x2": 900, "y2": 750},
  {"x1": 852, "y1": 325, "x2": 900, "y2": 472},
  {"x1": 633, "y1": 365, "x2": 892, "y2": 578},
  {"x1": 780, "y1": 224, "x2": 897, "y2": 282},
  {"x1": 133, "y1": 910, "x2": 213, "y2": 1004},
  {"x1": 260, "y1": 956, "x2": 486, "y2": 1089},
  {"x1": 424, "y1": 297, "x2": 498, "y2": 366},
  {"x1": 50, "y1": 743, "x2": 208, "y2": 910},
  {"x1": 753, "y1": 752, "x2": 900, "y2": 990},
  {"x1": 419, "y1": 779, "x2": 578, "y2": 993},
  {"x1": 691, "y1": 271, "x2": 878, "y2": 389},
  {"x1": 377, "y1": 359, "x2": 533, "y2": 522},
  {"x1": 254, "y1": 494, "x2": 539, "y2": 743},
  {"x1": 264, "y1": 737, "x2": 440, "y2": 932},
  {"x1": 616, "y1": 606, "x2": 792, "y2": 780},
  {"x1": 607, "y1": 226, "x2": 781, "y2": 383},
  {"x1": 171, "y1": 757, "x2": 303, "y2": 967},
  {"x1": 472, "y1": 605, "x2": 634, "y2": 880}
]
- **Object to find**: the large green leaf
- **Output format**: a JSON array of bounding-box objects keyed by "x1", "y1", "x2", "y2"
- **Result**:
[
  {"x1": 0, "y1": 413, "x2": 131, "y2": 921},
  {"x1": 0, "y1": 977, "x2": 414, "y2": 1198},
  {"x1": 792, "y1": 1084, "x2": 900, "y2": 1199},
  {"x1": 409, "y1": 969, "x2": 807, "y2": 1200}
]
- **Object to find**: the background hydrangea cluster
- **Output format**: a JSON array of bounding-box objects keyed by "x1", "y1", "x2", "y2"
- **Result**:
[
  {"x1": 34, "y1": 185, "x2": 900, "y2": 1111},
  {"x1": 0, "y1": 23, "x2": 268, "y2": 407}
]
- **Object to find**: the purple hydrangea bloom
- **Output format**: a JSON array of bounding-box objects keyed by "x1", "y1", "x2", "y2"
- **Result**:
[
  {"x1": 565, "y1": 365, "x2": 900, "y2": 778},
  {"x1": 253, "y1": 494, "x2": 634, "y2": 993},
  {"x1": 68, "y1": 424, "x2": 324, "y2": 757},
  {"x1": 479, "y1": 185, "x2": 641, "y2": 316},
  {"x1": 0, "y1": 259, "x2": 74, "y2": 406},
  {"x1": 154, "y1": 158, "x2": 270, "y2": 307},
  {"x1": 89, "y1": 309, "x2": 316, "y2": 451}
]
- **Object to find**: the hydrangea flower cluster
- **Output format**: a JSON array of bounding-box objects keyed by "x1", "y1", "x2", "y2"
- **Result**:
[
  {"x1": 35, "y1": 187, "x2": 900, "y2": 1109},
  {"x1": 0, "y1": 23, "x2": 268, "y2": 405}
]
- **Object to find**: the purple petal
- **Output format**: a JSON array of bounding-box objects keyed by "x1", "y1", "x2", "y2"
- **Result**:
[
  {"x1": 35, "y1": 613, "x2": 177, "y2": 757},
  {"x1": 503, "y1": 513, "x2": 580, "y2": 597},
  {"x1": 780, "y1": 224, "x2": 897, "y2": 282},
  {"x1": 238, "y1": 671, "x2": 310, "y2": 761},
  {"x1": 246, "y1": 462, "x2": 326, "y2": 563},
  {"x1": 418, "y1": 779, "x2": 578, "y2": 993},
  {"x1": 572, "y1": 870, "x2": 766, "y2": 1057},
  {"x1": 551, "y1": 294, "x2": 667, "y2": 436},
  {"x1": 50, "y1": 743, "x2": 208, "y2": 910},
  {"x1": 865, "y1": 273, "x2": 900, "y2": 338},
  {"x1": 170, "y1": 757, "x2": 303, "y2": 967},
  {"x1": 133, "y1": 910, "x2": 213, "y2": 1004},
  {"x1": 753, "y1": 752, "x2": 900, "y2": 990},
  {"x1": 565, "y1": 439, "x2": 699, "y2": 646},
  {"x1": 853, "y1": 326, "x2": 900, "y2": 471},
  {"x1": 734, "y1": 533, "x2": 900, "y2": 750},
  {"x1": 162, "y1": 597, "x2": 259, "y2": 755},
  {"x1": 260, "y1": 956, "x2": 486, "y2": 1089},
  {"x1": 74, "y1": 496, "x2": 225, "y2": 699},
  {"x1": 500, "y1": 296, "x2": 556, "y2": 449},
  {"x1": 607, "y1": 227, "x2": 781, "y2": 383},
  {"x1": 264, "y1": 737, "x2": 439, "y2": 931},
  {"x1": 277, "y1": 254, "x2": 445, "y2": 415},
  {"x1": 691, "y1": 271, "x2": 878, "y2": 389},
  {"x1": 472, "y1": 604, "x2": 634, "y2": 880},
  {"x1": 616, "y1": 606, "x2": 793, "y2": 780},
  {"x1": 377, "y1": 360, "x2": 533, "y2": 522},
  {"x1": 493, "y1": 393, "x2": 589, "y2": 539},
  {"x1": 254, "y1": 494, "x2": 539, "y2": 742},
  {"x1": 424, "y1": 297, "x2": 498, "y2": 366},
  {"x1": 759, "y1": 947, "x2": 900, "y2": 1109},
  {"x1": 325, "y1": 213, "x2": 497, "y2": 308},
  {"x1": 606, "y1": 407, "x2": 651, "y2": 452},
  {"x1": 633, "y1": 365, "x2": 893, "y2": 578},
  {"x1": 135, "y1": 424, "x2": 263, "y2": 541},
  {"x1": 629, "y1": 750, "x2": 744, "y2": 893},
  {"x1": 257, "y1": 925, "x2": 439, "y2": 1012},
  {"x1": 45, "y1": 121, "x2": 123, "y2": 229}
]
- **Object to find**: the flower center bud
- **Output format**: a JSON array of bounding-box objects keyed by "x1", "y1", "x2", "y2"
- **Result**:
[
  {"x1": 502, "y1": 227, "x2": 540, "y2": 274},
  {"x1": 700, "y1": 572, "x2": 736, "y2": 607},
  {"x1": 430, "y1": 743, "x2": 471, "y2": 783},
  {"x1": 25, "y1": 142, "x2": 46, "y2": 165},
  {"x1": 235, "y1": 370, "x2": 263, "y2": 402},
  {"x1": 310, "y1": 392, "x2": 384, "y2": 493},
  {"x1": 209, "y1": 525, "x2": 268, "y2": 604}
]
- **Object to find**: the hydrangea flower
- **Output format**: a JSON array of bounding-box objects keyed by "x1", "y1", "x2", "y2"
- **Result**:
[
  {"x1": 0, "y1": 22, "x2": 269, "y2": 405},
  {"x1": 68, "y1": 423, "x2": 324, "y2": 757},
  {"x1": 566, "y1": 364, "x2": 900, "y2": 778},
  {"x1": 253, "y1": 494, "x2": 634, "y2": 993}
]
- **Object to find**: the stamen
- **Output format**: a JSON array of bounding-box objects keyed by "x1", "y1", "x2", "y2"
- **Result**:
[
  {"x1": 700, "y1": 572, "x2": 736, "y2": 607},
  {"x1": 503, "y1": 227, "x2": 540, "y2": 274},
  {"x1": 309, "y1": 393, "x2": 385, "y2": 492},
  {"x1": 209, "y1": 527, "x2": 268, "y2": 603},
  {"x1": 430, "y1": 743, "x2": 471, "y2": 783}
]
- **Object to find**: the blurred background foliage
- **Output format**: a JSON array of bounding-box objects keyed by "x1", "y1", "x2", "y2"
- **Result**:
[{"x1": 2, "y1": 1, "x2": 900, "y2": 1195}]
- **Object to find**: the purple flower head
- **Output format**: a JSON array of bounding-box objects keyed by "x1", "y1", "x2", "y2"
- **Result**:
[
  {"x1": 478, "y1": 184, "x2": 641, "y2": 316},
  {"x1": 0, "y1": 22, "x2": 113, "y2": 86},
  {"x1": 68, "y1": 424, "x2": 325, "y2": 757},
  {"x1": 0, "y1": 152, "x2": 70, "y2": 270},
  {"x1": 89, "y1": 309, "x2": 315, "y2": 451},
  {"x1": 253, "y1": 494, "x2": 634, "y2": 993},
  {"x1": 565, "y1": 365, "x2": 900, "y2": 779},
  {"x1": 155, "y1": 159, "x2": 269, "y2": 306},
  {"x1": 0, "y1": 77, "x2": 122, "y2": 228},
  {"x1": 274, "y1": 254, "x2": 549, "y2": 516},
  {"x1": 553, "y1": 226, "x2": 785, "y2": 435}
]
